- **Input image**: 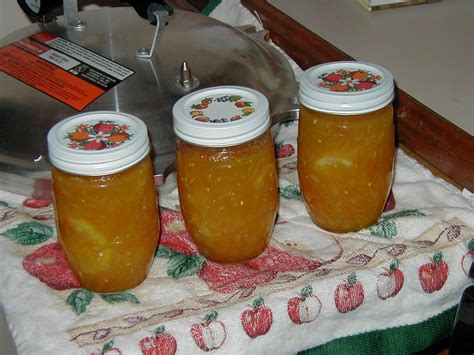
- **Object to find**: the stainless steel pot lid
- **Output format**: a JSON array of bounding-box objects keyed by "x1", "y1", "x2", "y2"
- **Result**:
[{"x1": 0, "y1": 7, "x2": 298, "y2": 196}]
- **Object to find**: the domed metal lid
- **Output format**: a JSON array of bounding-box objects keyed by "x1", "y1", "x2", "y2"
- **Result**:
[{"x1": 0, "y1": 7, "x2": 298, "y2": 196}]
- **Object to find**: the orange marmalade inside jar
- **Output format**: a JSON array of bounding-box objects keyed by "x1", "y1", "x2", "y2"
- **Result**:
[
  {"x1": 176, "y1": 130, "x2": 278, "y2": 262},
  {"x1": 298, "y1": 62, "x2": 395, "y2": 233},
  {"x1": 48, "y1": 112, "x2": 159, "y2": 292},
  {"x1": 173, "y1": 86, "x2": 278, "y2": 262}
]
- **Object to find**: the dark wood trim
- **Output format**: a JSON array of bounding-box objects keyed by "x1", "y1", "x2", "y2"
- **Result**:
[
  {"x1": 240, "y1": 0, "x2": 473, "y2": 191},
  {"x1": 166, "y1": 0, "x2": 201, "y2": 12}
]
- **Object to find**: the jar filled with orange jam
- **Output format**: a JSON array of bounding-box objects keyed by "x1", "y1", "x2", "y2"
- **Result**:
[
  {"x1": 47, "y1": 111, "x2": 159, "y2": 292},
  {"x1": 173, "y1": 86, "x2": 278, "y2": 263},
  {"x1": 298, "y1": 62, "x2": 395, "y2": 233}
]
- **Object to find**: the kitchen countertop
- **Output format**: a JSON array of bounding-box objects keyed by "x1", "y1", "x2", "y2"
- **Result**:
[{"x1": 268, "y1": 0, "x2": 474, "y2": 136}]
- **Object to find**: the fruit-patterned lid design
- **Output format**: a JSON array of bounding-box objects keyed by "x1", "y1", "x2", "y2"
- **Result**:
[
  {"x1": 173, "y1": 86, "x2": 270, "y2": 147},
  {"x1": 316, "y1": 69, "x2": 382, "y2": 93},
  {"x1": 64, "y1": 120, "x2": 133, "y2": 151},
  {"x1": 47, "y1": 111, "x2": 150, "y2": 176},
  {"x1": 188, "y1": 95, "x2": 256, "y2": 123},
  {"x1": 299, "y1": 61, "x2": 394, "y2": 114}
]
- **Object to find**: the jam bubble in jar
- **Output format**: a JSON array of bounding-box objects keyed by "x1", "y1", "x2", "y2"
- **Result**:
[
  {"x1": 47, "y1": 111, "x2": 159, "y2": 292},
  {"x1": 173, "y1": 86, "x2": 279, "y2": 263},
  {"x1": 298, "y1": 61, "x2": 395, "y2": 233}
]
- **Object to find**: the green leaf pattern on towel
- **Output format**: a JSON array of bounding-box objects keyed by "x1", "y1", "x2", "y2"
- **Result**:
[
  {"x1": 369, "y1": 209, "x2": 426, "y2": 238},
  {"x1": 157, "y1": 245, "x2": 205, "y2": 279},
  {"x1": 100, "y1": 292, "x2": 140, "y2": 305},
  {"x1": 67, "y1": 289, "x2": 94, "y2": 315},
  {"x1": 1, "y1": 221, "x2": 53, "y2": 245},
  {"x1": 279, "y1": 185, "x2": 303, "y2": 201}
]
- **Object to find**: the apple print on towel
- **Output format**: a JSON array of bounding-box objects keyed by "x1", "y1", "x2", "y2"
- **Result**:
[
  {"x1": 241, "y1": 298, "x2": 273, "y2": 338},
  {"x1": 139, "y1": 326, "x2": 177, "y2": 355},
  {"x1": 157, "y1": 209, "x2": 323, "y2": 294},
  {"x1": 334, "y1": 273, "x2": 364, "y2": 313},
  {"x1": 288, "y1": 285, "x2": 322, "y2": 324},
  {"x1": 418, "y1": 251, "x2": 448, "y2": 293},
  {"x1": 275, "y1": 141, "x2": 295, "y2": 158},
  {"x1": 23, "y1": 242, "x2": 81, "y2": 290},
  {"x1": 376, "y1": 261, "x2": 404, "y2": 300},
  {"x1": 191, "y1": 311, "x2": 227, "y2": 352}
]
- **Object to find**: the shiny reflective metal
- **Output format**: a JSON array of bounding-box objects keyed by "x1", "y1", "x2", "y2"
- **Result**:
[
  {"x1": 63, "y1": 0, "x2": 87, "y2": 29},
  {"x1": 179, "y1": 61, "x2": 192, "y2": 89},
  {"x1": 0, "y1": 7, "x2": 298, "y2": 197},
  {"x1": 135, "y1": 10, "x2": 168, "y2": 58}
]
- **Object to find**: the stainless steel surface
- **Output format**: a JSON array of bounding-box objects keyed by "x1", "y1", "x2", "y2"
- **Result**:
[{"x1": 0, "y1": 7, "x2": 298, "y2": 196}]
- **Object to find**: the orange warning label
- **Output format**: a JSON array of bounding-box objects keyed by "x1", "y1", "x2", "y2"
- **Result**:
[
  {"x1": 0, "y1": 32, "x2": 134, "y2": 111},
  {"x1": 0, "y1": 45, "x2": 104, "y2": 110}
]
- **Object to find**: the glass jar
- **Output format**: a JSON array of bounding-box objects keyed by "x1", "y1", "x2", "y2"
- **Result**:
[
  {"x1": 173, "y1": 86, "x2": 278, "y2": 263},
  {"x1": 47, "y1": 111, "x2": 159, "y2": 292},
  {"x1": 298, "y1": 62, "x2": 395, "y2": 233}
]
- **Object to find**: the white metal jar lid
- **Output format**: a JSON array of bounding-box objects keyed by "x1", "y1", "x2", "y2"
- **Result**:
[
  {"x1": 47, "y1": 111, "x2": 150, "y2": 176},
  {"x1": 299, "y1": 61, "x2": 394, "y2": 114},
  {"x1": 173, "y1": 86, "x2": 270, "y2": 147}
]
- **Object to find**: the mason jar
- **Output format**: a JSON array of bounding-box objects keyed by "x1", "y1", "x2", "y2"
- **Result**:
[
  {"x1": 298, "y1": 62, "x2": 395, "y2": 233},
  {"x1": 173, "y1": 86, "x2": 278, "y2": 262},
  {"x1": 47, "y1": 111, "x2": 159, "y2": 292}
]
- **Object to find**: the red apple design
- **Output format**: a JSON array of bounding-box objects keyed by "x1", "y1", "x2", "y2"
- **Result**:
[
  {"x1": 198, "y1": 260, "x2": 277, "y2": 293},
  {"x1": 23, "y1": 242, "x2": 81, "y2": 290},
  {"x1": 93, "y1": 123, "x2": 115, "y2": 134},
  {"x1": 139, "y1": 326, "x2": 177, "y2": 355},
  {"x1": 195, "y1": 104, "x2": 208, "y2": 110},
  {"x1": 275, "y1": 142, "x2": 295, "y2": 158},
  {"x1": 241, "y1": 298, "x2": 273, "y2": 338},
  {"x1": 83, "y1": 141, "x2": 106, "y2": 150},
  {"x1": 334, "y1": 273, "x2": 364, "y2": 313},
  {"x1": 419, "y1": 251, "x2": 449, "y2": 293},
  {"x1": 159, "y1": 210, "x2": 198, "y2": 255},
  {"x1": 158, "y1": 210, "x2": 321, "y2": 293},
  {"x1": 461, "y1": 239, "x2": 474, "y2": 276},
  {"x1": 246, "y1": 245, "x2": 320, "y2": 272},
  {"x1": 23, "y1": 197, "x2": 51, "y2": 209},
  {"x1": 191, "y1": 311, "x2": 226, "y2": 352},
  {"x1": 323, "y1": 73, "x2": 343, "y2": 82},
  {"x1": 376, "y1": 261, "x2": 404, "y2": 300},
  {"x1": 355, "y1": 81, "x2": 376, "y2": 90},
  {"x1": 288, "y1": 285, "x2": 322, "y2": 324}
]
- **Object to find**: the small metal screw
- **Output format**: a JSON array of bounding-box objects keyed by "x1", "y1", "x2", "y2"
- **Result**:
[
  {"x1": 72, "y1": 20, "x2": 87, "y2": 30},
  {"x1": 175, "y1": 61, "x2": 199, "y2": 90}
]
